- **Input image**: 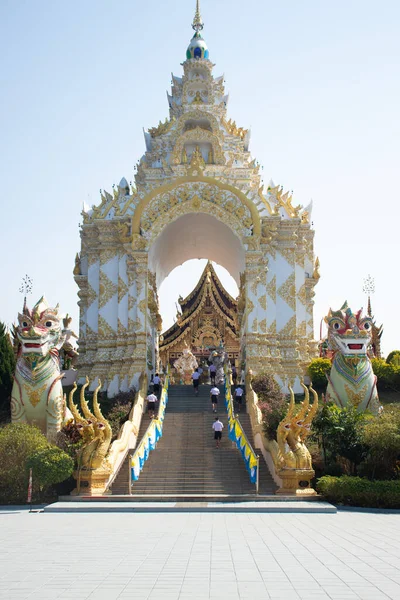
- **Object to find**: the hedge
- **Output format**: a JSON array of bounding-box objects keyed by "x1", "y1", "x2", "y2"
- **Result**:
[{"x1": 317, "y1": 475, "x2": 400, "y2": 509}]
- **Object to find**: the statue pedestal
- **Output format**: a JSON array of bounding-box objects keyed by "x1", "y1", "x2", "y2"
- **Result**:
[
  {"x1": 71, "y1": 466, "x2": 112, "y2": 496},
  {"x1": 276, "y1": 469, "x2": 317, "y2": 496}
]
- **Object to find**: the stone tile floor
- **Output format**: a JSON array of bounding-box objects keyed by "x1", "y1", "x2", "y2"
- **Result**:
[{"x1": 1, "y1": 507, "x2": 400, "y2": 599}]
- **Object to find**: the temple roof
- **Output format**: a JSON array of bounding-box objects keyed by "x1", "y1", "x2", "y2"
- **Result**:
[{"x1": 159, "y1": 261, "x2": 238, "y2": 350}]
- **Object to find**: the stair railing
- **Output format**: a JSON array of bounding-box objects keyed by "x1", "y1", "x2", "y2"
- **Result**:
[
  {"x1": 224, "y1": 371, "x2": 259, "y2": 493},
  {"x1": 129, "y1": 368, "x2": 170, "y2": 491}
]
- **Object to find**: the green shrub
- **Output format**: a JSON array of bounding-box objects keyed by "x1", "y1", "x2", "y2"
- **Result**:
[
  {"x1": 360, "y1": 404, "x2": 400, "y2": 479},
  {"x1": 386, "y1": 351, "x2": 400, "y2": 365},
  {"x1": 26, "y1": 447, "x2": 74, "y2": 499},
  {"x1": 0, "y1": 423, "x2": 49, "y2": 504},
  {"x1": 317, "y1": 475, "x2": 400, "y2": 508},
  {"x1": 252, "y1": 373, "x2": 287, "y2": 439},
  {"x1": 307, "y1": 358, "x2": 331, "y2": 388},
  {"x1": 371, "y1": 359, "x2": 400, "y2": 392},
  {"x1": 312, "y1": 403, "x2": 369, "y2": 474}
]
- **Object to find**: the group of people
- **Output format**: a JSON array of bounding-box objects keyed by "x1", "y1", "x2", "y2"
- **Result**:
[{"x1": 145, "y1": 367, "x2": 244, "y2": 449}]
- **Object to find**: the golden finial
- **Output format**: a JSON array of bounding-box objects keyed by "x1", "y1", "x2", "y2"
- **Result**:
[{"x1": 192, "y1": 0, "x2": 204, "y2": 32}]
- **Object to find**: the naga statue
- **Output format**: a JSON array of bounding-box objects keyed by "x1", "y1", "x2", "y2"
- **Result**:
[
  {"x1": 268, "y1": 384, "x2": 319, "y2": 473},
  {"x1": 267, "y1": 383, "x2": 319, "y2": 495},
  {"x1": 325, "y1": 302, "x2": 379, "y2": 413},
  {"x1": 68, "y1": 377, "x2": 113, "y2": 494},
  {"x1": 208, "y1": 348, "x2": 229, "y2": 385},
  {"x1": 174, "y1": 343, "x2": 198, "y2": 384},
  {"x1": 11, "y1": 296, "x2": 73, "y2": 440}
]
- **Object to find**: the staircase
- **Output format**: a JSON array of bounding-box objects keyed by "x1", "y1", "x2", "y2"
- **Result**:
[{"x1": 111, "y1": 384, "x2": 277, "y2": 498}]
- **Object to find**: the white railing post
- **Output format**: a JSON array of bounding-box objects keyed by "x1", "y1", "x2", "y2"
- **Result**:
[{"x1": 128, "y1": 455, "x2": 132, "y2": 495}]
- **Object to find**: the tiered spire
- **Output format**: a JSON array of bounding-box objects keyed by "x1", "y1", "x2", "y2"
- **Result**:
[
  {"x1": 187, "y1": 0, "x2": 209, "y2": 60},
  {"x1": 192, "y1": 0, "x2": 204, "y2": 32}
]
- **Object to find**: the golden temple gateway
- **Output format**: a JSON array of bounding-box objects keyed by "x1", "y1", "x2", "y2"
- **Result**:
[
  {"x1": 159, "y1": 261, "x2": 240, "y2": 372},
  {"x1": 73, "y1": 1, "x2": 320, "y2": 395}
]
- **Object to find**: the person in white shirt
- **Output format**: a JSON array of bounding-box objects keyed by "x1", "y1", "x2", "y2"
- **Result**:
[
  {"x1": 146, "y1": 392, "x2": 157, "y2": 418},
  {"x1": 212, "y1": 417, "x2": 224, "y2": 448},
  {"x1": 192, "y1": 369, "x2": 200, "y2": 396},
  {"x1": 153, "y1": 373, "x2": 161, "y2": 396},
  {"x1": 234, "y1": 385, "x2": 244, "y2": 412},
  {"x1": 210, "y1": 386, "x2": 220, "y2": 413}
]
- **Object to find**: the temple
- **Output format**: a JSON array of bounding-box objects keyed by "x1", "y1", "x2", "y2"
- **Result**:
[
  {"x1": 74, "y1": 2, "x2": 320, "y2": 396},
  {"x1": 159, "y1": 261, "x2": 240, "y2": 371}
]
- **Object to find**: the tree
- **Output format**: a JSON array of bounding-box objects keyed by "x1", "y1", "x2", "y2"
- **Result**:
[
  {"x1": 0, "y1": 423, "x2": 49, "y2": 503},
  {"x1": 26, "y1": 447, "x2": 74, "y2": 499},
  {"x1": 0, "y1": 321, "x2": 16, "y2": 421}
]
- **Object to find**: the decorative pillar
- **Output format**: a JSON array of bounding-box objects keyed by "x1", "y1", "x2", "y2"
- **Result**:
[
  {"x1": 77, "y1": 224, "x2": 100, "y2": 385},
  {"x1": 127, "y1": 251, "x2": 148, "y2": 389}
]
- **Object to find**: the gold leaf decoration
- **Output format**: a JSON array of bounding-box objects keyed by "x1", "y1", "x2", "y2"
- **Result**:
[
  {"x1": 98, "y1": 315, "x2": 116, "y2": 337},
  {"x1": 259, "y1": 319, "x2": 267, "y2": 333},
  {"x1": 266, "y1": 275, "x2": 276, "y2": 300},
  {"x1": 252, "y1": 318, "x2": 258, "y2": 333},
  {"x1": 258, "y1": 295, "x2": 267, "y2": 310},
  {"x1": 278, "y1": 248, "x2": 295, "y2": 267},
  {"x1": 118, "y1": 318, "x2": 127, "y2": 333},
  {"x1": 297, "y1": 284, "x2": 307, "y2": 305},
  {"x1": 268, "y1": 319, "x2": 277, "y2": 335},
  {"x1": 118, "y1": 276, "x2": 129, "y2": 303},
  {"x1": 100, "y1": 249, "x2": 117, "y2": 265},
  {"x1": 87, "y1": 283, "x2": 98, "y2": 307},
  {"x1": 88, "y1": 254, "x2": 99, "y2": 267},
  {"x1": 297, "y1": 321, "x2": 307, "y2": 338},
  {"x1": 99, "y1": 273, "x2": 118, "y2": 309},
  {"x1": 278, "y1": 272, "x2": 296, "y2": 311},
  {"x1": 278, "y1": 315, "x2": 296, "y2": 337}
]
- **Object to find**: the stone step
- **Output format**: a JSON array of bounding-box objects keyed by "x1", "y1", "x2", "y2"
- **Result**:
[{"x1": 111, "y1": 383, "x2": 276, "y2": 497}]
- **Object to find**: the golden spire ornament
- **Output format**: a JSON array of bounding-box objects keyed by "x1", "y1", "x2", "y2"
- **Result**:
[{"x1": 192, "y1": 0, "x2": 204, "y2": 32}]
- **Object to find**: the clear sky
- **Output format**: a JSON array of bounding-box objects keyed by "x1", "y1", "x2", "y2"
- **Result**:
[{"x1": 0, "y1": 0, "x2": 399, "y2": 355}]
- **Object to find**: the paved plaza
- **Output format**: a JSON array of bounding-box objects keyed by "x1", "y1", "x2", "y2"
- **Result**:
[{"x1": 1, "y1": 507, "x2": 400, "y2": 600}]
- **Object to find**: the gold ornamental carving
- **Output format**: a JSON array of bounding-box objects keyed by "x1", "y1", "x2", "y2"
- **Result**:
[
  {"x1": 132, "y1": 233, "x2": 147, "y2": 251},
  {"x1": 118, "y1": 276, "x2": 129, "y2": 303},
  {"x1": 278, "y1": 314, "x2": 297, "y2": 337},
  {"x1": 259, "y1": 319, "x2": 267, "y2": 333},
  {"x1": 258, "y1": 295, "x2": 267, "y2": 311},
  {"x1": 99, "y1": 273, "x2": 118, "y2": 310},
  {"x1": 100, "y1": 249, "x2": 117, "y2": 266},
  {"x1": 297, "y1": 283, "x2": 307, "y2": 306},
  {"x1": 116, "y1": 222, "x2": 132, "y2": 244},
  {"x1": 278, "y1": 247, "x2": 295, "y2": 267},
  {"x1": 87, "y1": 283, "x2": 98, "y2": 307},
  {"x1": 269, "y1": 319, "x2": 277, "y2": 335},
  {"x1": 98, "y1": 315, "x2": 116, "y2": 338},
  {"x1": 297, "y1": 321, "x2": 307, "y2": 338},
  {"x1": 171, "y1": 128, "x2": 225, "y2": 165},
  {"x1": 278, "y1": 272, "x2": 296, "y2": 312},
  {"x1": 148, "y1": 117, "x2": 176, "y2": 137},
  {"x1": 266, "y1": 275, "x2": 276, "y2": 300}
]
